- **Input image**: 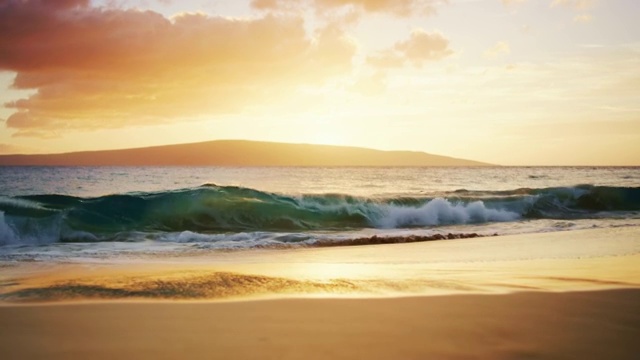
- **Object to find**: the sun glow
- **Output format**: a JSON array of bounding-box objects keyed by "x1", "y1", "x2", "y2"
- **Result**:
[
  {"x1": 0, "y1": 0, "x2": 638, "y2": 165},
  {"x1": 310, "y1": 131, "x2": 347, "y2": 146},
  {"x1": 298, "y1": 263, "x2": 380, "y2": 280},
  {"x1": 300, "y1": 114, "x2": 351, "y2": 146}
]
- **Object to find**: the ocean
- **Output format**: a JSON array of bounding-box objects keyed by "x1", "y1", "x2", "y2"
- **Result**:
[{"x1": 1, "y1": 166, "x2": 639, "y2": 260}]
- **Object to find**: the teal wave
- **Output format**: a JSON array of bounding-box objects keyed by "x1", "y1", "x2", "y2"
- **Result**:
[{"x1": 1, "y1": 184, "x2": 639, "y2": 244}]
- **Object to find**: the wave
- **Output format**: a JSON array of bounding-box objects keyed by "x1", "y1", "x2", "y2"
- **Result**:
[{"x1": 1, "y1": 184, "x2": 639, "y2": 245}]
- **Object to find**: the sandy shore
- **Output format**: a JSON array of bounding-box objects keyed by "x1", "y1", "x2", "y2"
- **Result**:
[
  {"x1": 1, "y1": 290, "x2": 639, "y2": 359},
  {"x1": 2, "y1": 227, "x2": 639, "y2": 301},
  {"x1": 1, "y1": 227, "x2": 639, "y2": 359}
]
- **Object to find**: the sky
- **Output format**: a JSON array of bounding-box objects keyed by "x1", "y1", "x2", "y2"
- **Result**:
[{"x1": 0, "y1": 0, "x2": 638, "y2": 165}]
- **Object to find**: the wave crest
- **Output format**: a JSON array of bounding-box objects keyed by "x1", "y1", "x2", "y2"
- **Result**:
[
  {"x1": 1, "y1": 184, "x2": 639, "y2": 244},
  {"x1": 375, "y1": 198, "x2": 519, "y2": 228}
]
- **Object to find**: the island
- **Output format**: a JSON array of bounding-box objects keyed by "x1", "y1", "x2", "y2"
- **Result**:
[{"x1": 0, "y1": 140, "x2": 491, "y2": 166}]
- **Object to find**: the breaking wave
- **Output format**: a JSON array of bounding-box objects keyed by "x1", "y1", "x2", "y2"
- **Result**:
[{"x1": 1, "y1": 184, "x2": 639, "y2": 245}]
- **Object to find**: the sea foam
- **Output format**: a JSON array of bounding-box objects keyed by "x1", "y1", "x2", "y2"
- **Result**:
[{"x1": 374, "y1": 198, "x2": 520, "y2": 228}]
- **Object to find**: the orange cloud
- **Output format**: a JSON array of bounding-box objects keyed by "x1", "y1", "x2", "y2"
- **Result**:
[
  {"x1": 0, "y1": 0, "x2": 356, "y2": 136},
  {"x1": 251, "y1": 0, "x2": 446, "y2": 17},
  {"x1": 367, "y1": 29, "x2": 452, "y2": 68}
]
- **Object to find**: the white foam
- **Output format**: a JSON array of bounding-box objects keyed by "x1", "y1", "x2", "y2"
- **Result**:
[
  {"x1": 0, "y1": 211, "x2": 62, "y2": 246},
  {"x1": 0, "y1": 211, "x2": 20, "y2": 245},
  {"x1": 374, "y1": 198, "x2": 520, "y2": 228},
  {"x1": 0, "y1": 196, "x2": 47, "y2": 210}
]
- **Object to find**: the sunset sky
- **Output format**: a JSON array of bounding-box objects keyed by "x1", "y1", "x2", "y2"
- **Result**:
[{"x1": 0, "y1": 0, "x2": 638, "y2": 165}]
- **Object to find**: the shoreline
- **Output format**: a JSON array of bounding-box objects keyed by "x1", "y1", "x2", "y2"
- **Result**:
[
  {"x1": 1, "y1": 226, "x2": 639, "y2": 303},
  {"x1": 1, "y1": 226, "x2": 639, "y2": 359}
]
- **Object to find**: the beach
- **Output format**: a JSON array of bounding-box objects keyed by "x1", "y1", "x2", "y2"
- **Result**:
[
  {"x1": 2, "y1": 290, "x2": 639, "y2": 360},
  {"x1": 1, "y1": 0, "x2": 639, "y2": 357},
  {"x1": 2, "y1": 226, "x2": 639, "y2": 359}
]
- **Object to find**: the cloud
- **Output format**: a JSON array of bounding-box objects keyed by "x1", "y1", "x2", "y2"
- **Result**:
[
  {"x1": 573, "y1": 14, "x2": 592, "y2": 23},
  {"x1": 367, "y1": 29, "x2": 453, "y2": 68},
  {"x1": 484, "y1": 41, "x2": 511, "y2": 59},
  {"x1": 251, "y1": 0, "x2": 446, "y2": 17},
  {"x1": 0, "y1": 0, "x2": 357, "y2": 136},
  {"x1": 551, "y1": 0, "x2": 595, "y2": 11},
  {"x1": 551, "y1": 0, "x2": 596, "y2": 25},
  {"x1": 367, "y1": 51, "x2": 407, "y2": 68},
  {"x1": 396, "y1": 30, "x2": 453, "y2": 62}
]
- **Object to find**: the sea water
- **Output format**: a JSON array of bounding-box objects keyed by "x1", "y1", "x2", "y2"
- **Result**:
[{"x1": 1, "y1": 166, "x2": 639, "y2": 259}]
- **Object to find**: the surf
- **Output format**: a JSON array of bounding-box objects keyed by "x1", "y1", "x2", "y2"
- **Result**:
[{"x1": 1, "y1": 184, "x2": 639, "y2": 245}]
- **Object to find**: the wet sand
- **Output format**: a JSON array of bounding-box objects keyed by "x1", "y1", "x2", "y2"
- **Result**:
[{"x1": 1, "y1": 227, "x2": 639, "y2": 359}]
